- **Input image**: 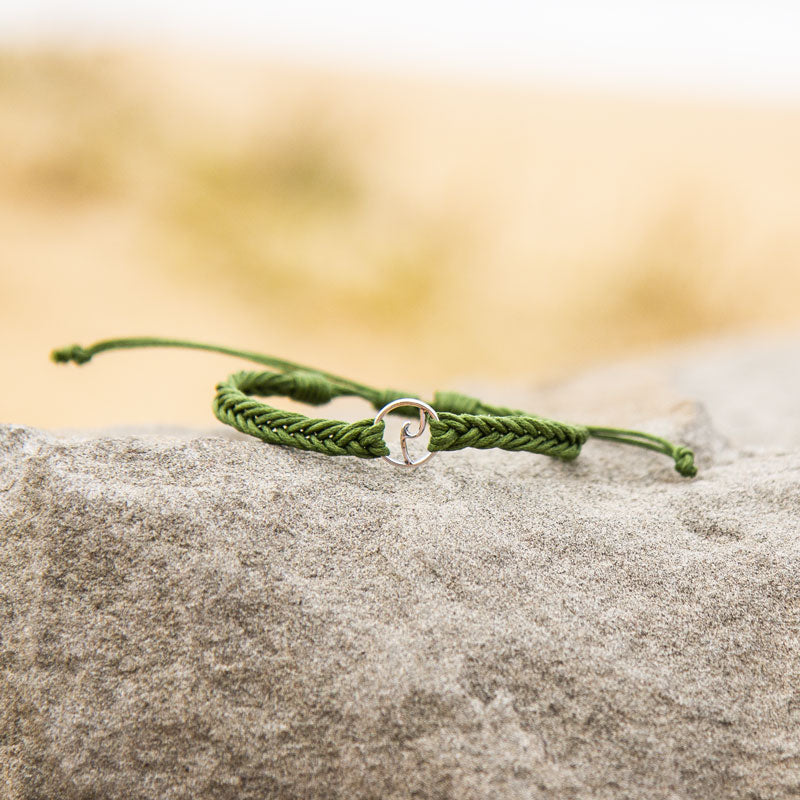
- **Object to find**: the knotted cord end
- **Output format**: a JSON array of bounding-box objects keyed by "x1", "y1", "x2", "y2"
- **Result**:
[
  {"x1": 672, "y1": 446, "x2": 697, "y2": 478},
  {"x1": 51, "y1": 344, "x2": 92, "y2": 365}
]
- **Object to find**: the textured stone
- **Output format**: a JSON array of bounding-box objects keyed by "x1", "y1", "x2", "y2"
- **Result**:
[{"x1": 1, "y1": 333, "x2": 799, "y2": 799}]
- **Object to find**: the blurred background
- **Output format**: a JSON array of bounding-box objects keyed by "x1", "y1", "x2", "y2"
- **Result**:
[{"x1": 1, "y1": 2, "x2": 799, "y2": 428}]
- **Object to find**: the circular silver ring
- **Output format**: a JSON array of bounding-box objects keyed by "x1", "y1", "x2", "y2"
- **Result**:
[{"x1": 374, "y1": 398, "x2": 439, "y2": 468}]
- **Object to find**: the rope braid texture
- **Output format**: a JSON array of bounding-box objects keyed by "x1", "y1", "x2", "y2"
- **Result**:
[{"x1": 51, "y1": 337, "x2": 697, "y2": 477}]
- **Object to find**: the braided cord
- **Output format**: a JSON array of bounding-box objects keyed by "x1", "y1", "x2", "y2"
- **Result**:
[
  {"x1": 213, "y1": 371, "x2": 389, "y2": 458},
  {"x1": 428, "y1": 391, "x2": 588, "y2": 460},
  {"x1": 52, "y1": 337, "x2": 697, "y2": 476}
]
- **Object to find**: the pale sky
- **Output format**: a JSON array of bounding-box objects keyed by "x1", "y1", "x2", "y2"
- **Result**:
[{"x1": 2, "y1": 1, "x2": 800, "y2": 99}]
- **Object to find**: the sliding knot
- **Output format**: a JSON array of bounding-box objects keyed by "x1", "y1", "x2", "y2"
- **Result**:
[
  {"x1": 285, "y1": 371, "x2": 335, "y2": 406},
  {"x1": 433, "y1": 391, "x2": 482, "y2": 415},
  {"x1": 672, "y1": 446, "x2": 697, "y2": 478},
  {"x1": 51, "y1": 344, "x2": 92, "y2": 365}
]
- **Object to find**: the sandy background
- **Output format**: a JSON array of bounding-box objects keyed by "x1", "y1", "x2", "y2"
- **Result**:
[
  {"x1": 3, "y1": 332, "x2": 799, "y2": 799},
  {"x1": 1, "y1": 49, "x2": 799, "y2": 428}
]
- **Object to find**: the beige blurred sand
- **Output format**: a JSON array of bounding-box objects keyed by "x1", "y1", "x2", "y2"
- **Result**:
[{"x1": 1, "y1": 49, "x2": 799, "y2": 429}]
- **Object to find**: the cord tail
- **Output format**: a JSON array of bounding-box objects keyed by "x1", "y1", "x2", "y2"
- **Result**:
[
  {"x1": 51, "y1": 336, "x2": 374, "y2": 391},
  {"x1": 587, "y1": 426, "x2": 697, "y2": 477},
  {"x1": 51, "y1": 336, "x2": 415, "y2": 413}
]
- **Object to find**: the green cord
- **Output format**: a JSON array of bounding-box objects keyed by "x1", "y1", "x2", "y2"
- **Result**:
[{"x1": 51, "y1": 337, "x2": 697, "y2": 477}]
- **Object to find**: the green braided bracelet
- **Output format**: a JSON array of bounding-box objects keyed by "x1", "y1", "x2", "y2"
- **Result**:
[{"x1": 52, "y1": 337, "x2": 697, "y2": 477}]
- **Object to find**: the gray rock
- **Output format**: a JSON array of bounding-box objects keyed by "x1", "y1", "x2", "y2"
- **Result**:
[{"x1": 1, "y1": 333, "x2": 799, "y2": 799}]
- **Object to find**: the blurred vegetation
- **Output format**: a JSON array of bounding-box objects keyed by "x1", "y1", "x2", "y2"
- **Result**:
[
  {"x1": 166, "y1": 129, "x2": 447, "y2": 329},
  {"x1": 1, "y1": 49, "x2": 799, "y2": 426}
]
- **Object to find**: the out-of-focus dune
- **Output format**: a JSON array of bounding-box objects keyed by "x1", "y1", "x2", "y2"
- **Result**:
[{"x1": 1, "y1": 49, "x2": 799, "y2": 428}]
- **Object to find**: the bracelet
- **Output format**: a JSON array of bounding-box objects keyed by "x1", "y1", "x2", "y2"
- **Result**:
[{"x1": 52, "y1": 337, "x2": 697, "y2": 477}]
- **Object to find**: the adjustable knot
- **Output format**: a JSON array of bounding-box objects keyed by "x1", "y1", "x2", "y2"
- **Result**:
[
  {"x1": 51, "y1": 344, "x2": 92, "y2": 365},
  {"x1": 285, "y1": 371, "x2": 335, "y2": 406},
  {"x1": 672, "y1": 446, "x2": 697, "y2": 478},
  {"x1": 433, "y1": 391, "x2": 483, "y2": 415}
]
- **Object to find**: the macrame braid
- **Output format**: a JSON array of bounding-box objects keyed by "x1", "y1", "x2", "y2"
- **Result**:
[{"x1": 52, "y1": 337, "x2": 697, "y2": 477}]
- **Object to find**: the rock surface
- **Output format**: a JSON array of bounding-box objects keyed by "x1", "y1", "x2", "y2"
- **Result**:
[{"x1": 1, "y1": 333, "x2": 799, "y2": 800}]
